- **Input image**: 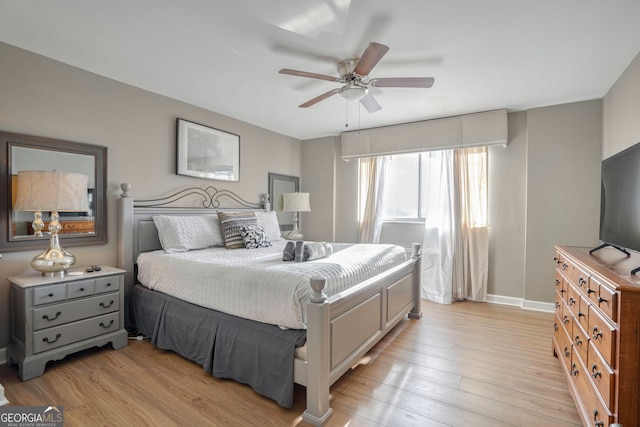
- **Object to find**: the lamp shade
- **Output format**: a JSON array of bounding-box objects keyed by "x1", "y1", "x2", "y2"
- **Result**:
[
  {"x1": 13, "y1": 170, "x2": 89, "y2": 212},
  {"x1": 282, "y1": 192, "x2": 311, "y2": 212}
]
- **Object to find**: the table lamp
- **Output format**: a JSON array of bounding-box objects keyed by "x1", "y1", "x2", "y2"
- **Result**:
[
  {"x1": 282, "y1": 192, "x2": 310, "y2": 240},
  {"x1": 13, "y1": 170, "x2": 89, "y2": 277}
]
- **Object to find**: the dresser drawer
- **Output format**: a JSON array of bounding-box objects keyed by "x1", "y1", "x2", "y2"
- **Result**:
[
  {"x1": 576, "y1": 295, "x2": 590, "y2": 332},
  {"x1": 554, "y1": 313, "x2": 572, "y2": 373},
  {"x1": 566, "y1": 283, "x2": 581, "y2": 319},
  {"x1": 33, "y1": 284, "x2": 67, "y2": 306},
  {"x1": 67, "y1": 279, "x2": 95, "y2": 299},
  {"x1": 589, "y1": 276, "x2": 618, "y2": 323},
  {"x1": 588, "y1": 305, "x2": 617, "y2": 367},
  {"x1": 569, "y1": 263, "x2": 590, "y2": 294},
  {"x1": 588, "y1": 342, "x2": 615, "y2": 410},
  {"x1": 95, "y1": 276, "x2": 120, "y2": 294},
  {"x1": 33, "y1": 312, "x2": 120, "y2": 354},
  {"x1": 33, "y1": 293, "x2": 120, "y2": 330},
  {"x1": 571, "y1": 317, "x2": 589, "y2": 366},
  {"x1": 572, "y1": 354, "x2": 613, "y2": 427}
]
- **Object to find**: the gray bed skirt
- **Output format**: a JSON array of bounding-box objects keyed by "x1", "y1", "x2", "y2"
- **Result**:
[{"x1": 126, "y1": 284, "x2": 307, "y2": 408}]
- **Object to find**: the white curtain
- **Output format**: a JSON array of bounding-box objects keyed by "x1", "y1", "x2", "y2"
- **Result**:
[
  {"x1": 421, "y1": 150, "x2": 455, "y2": 303},
  {"x1": 421, "y1": 147, "x2": 488, "y2": 303},
  {"x1": 358, "y1": 156, "x2": 389, "y2": 243}
]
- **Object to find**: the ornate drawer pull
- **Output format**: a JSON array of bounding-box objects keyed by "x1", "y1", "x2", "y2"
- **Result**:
[
  {"x1": 42, "y1": 311, "x2": 61, "y2": 321},
  {"x1": 563, "y1": 315, "x2": 570, "y2": 325},
  {"x1": 554, "y1": 323, "x2": 558, "y2": 332},
  {"x1": 578, "y1": 311, "x2": 585, "y2": 319},
  {"x1": 592, "y1": 326, "x2": 603, "y2": 340},
  {"x1": 554, "y1": 256, "x2": 561, "y2": 264},
  {"x1": 591, "y1": 363, "x2": 602, "y2": 379},
  {"x1": 555, "y1": 302, "x2": 561, "y2": 309},
  {"x1": 43, "y1": 333, "x2": 62, "y2": 344},
  {"x1": 562, "y1": 263, "x2": 568, "y2": 271},
  {"x1": 587, "y1": 288, "x2": 596, "y2": 295},
  {"x1": 571, "y1": 363, "x2": 579, "y2": 376},
  {"x1": 99, "y1": 320, "x2": 114, "y2": 329},
  {"x1": 578, "y1": 277, "x2": 587, "y2": 286},
  {"x1": 574, "y1": 335, "x2": 582, "y2": 346},
  {"x1": 597, "y1": 296, "x2": 608, "y2": 304},
  {"x1": 555, "y1": 278, "x2": 560, "y2": 286},
  {"x1": 593, "y1": 409, "x2": 604, "y2": 427},
  {"x1": 99, "y1": 300, "x2": 115, "y2": 309},
  {"x1": 564, "y1": 346, "x2": 570, "y2": 357},
  {"x1": 568, "y1": 297, "x2": 576, "y2": 306}
]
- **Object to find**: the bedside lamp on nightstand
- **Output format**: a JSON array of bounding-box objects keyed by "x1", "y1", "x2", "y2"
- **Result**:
[
  {"x1": 13, "y1": 170, "x2": 89, "y2": 277},
  {"x1": 282, "y1": 192, "x2": 311, "y2": 241}
]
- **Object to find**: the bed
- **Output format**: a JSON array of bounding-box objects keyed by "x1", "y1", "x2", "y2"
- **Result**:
[{"x1": 118, "y1": 184, "x2": 422, "y2": 426}]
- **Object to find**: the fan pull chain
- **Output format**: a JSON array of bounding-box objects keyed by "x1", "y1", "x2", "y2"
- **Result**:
[{"x1": 345, "y1": 98, "x2": 349, "y2": 128}]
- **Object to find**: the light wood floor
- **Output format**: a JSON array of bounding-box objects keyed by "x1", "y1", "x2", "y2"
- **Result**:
[{"x1": 0, "y1": 300, "x2": 581, "y2": 426}]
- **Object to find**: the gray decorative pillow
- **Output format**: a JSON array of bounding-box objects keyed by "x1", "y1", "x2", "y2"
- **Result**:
[
  {"x1": 240, "y1": 225, "x2": 271, "y2": 249},
  {"x1": 218, "y1": 211, "x2": 257, "y2": 249}
]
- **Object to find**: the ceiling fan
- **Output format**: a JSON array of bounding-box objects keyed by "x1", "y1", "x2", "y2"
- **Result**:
[{"x1": 279, "y1": 42, "x2": 435, "y2": 113}]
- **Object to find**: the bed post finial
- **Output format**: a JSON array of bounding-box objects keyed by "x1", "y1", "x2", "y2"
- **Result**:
[
  {"x1": 262, "y1": 193, "x2": 271, "y2": 211},
  {"x1": 120, "y1": 183, "x2": 132, "y2": 198},
  {"x1": 309, "y1": 277, "x2": 327, "y2": 303}
]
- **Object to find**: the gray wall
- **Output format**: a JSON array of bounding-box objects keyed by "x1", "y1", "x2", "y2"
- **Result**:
[{"x1": 0, "y1": 42, "x2": 301, "y2": 350}]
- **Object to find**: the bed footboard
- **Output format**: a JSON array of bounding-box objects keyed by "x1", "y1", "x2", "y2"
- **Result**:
[{"x1": 301, "y1": 244, "x2": 422, "y2": 426}]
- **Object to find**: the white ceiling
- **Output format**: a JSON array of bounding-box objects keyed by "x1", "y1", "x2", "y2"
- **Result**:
[{"x1": 1, "y1": 0, "x2": 640, "y2": 141}]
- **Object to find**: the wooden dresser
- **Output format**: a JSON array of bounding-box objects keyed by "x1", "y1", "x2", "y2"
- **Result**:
[{"x1": 553, "y1": 245, "x2": 640, "y2": 427}]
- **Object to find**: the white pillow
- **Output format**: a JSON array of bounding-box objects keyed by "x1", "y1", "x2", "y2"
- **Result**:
[
  {"x1": 255, "y1": 211, "x2": 282, "y2": 242},
  {"x1": 152, "y1": 215, "x2": 223, "y2": 252}
]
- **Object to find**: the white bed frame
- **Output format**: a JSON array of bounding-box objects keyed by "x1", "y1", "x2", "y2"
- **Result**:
[{"x1": 117, "y1": 184, "x2": 422, "y2": 426}]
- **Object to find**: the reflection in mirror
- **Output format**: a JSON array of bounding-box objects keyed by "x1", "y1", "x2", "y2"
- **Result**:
[
  {"x1": 0, "y1": 130, "x2": 107, "y2": 252},
  {"x1": 12, "y1": 146, "x2": 95, "y2": 238}
]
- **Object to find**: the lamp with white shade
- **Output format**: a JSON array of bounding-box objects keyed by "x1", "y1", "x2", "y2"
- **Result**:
[
  {"x1": 13, "y1": 170, "x2": 89, "y2": 277},
  {"x1": 282, "y1": 192, "x2": 310, "y2": 241}
]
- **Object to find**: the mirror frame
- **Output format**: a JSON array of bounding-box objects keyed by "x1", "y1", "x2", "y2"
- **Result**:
[{"x1": 0, "y1": 130, "x2": 107, "y2": 252}]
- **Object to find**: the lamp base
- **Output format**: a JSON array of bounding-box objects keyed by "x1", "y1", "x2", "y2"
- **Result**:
[
  {"x1": 286, "y1": 229, "x2": 304, "y2": 241},
  {"x1": 31, "y1": 233, "x2": 76, "y2": 277}
]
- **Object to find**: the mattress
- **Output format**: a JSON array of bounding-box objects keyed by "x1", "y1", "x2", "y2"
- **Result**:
[{"x1": 136, "y1": 240, "x2": 407, "y2": 329}]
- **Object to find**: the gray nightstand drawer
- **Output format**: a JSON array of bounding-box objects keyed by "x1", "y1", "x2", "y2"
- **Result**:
[
  {"x1": 33, "y1": 292, "x2": 120, "y2": 330},
  {"x1": 95, "y1": 276, "x2": 120, "y2": 294},
  {"x1": 33, "y1": 312, "x2": 120, "y2": 354},
  {"x1": 67, "y1": 280, "x2": 95, "y2": 299},
  {"x1": 33, "y1": 284, "x2": 66, "y2": 306}
]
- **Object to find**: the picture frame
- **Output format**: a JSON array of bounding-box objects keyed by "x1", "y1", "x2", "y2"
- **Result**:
[
  {"x1": 268, "y1": 173, "x2": 299, "y2": 231},
  {"x1": 176, "y1": 118, "x2": 240, "y2": 181}
]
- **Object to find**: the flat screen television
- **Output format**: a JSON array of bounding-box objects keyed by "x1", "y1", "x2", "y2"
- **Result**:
[{"x1": 595, "y1": 141, "x2": 640, "y2": 272}]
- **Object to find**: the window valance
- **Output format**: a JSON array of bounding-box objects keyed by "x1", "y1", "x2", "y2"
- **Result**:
[{"x1": 340, "y1": 109, "x2": 508, "y2": 159}]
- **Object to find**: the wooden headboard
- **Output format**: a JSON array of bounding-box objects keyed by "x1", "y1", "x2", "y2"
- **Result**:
[{"x1": 118, "y1": 183, "x2": 270, "y2": 288}]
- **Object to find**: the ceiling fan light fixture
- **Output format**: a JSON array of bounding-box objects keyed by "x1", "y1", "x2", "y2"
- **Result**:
[{"x1": 339, "y1": 84, "x2": 368, "y2": 101}]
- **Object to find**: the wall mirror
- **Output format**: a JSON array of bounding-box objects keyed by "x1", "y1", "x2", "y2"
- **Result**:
[
  {"x1": 0, "y1": 131, "x2": 107, "y2": 252},
  {"x1": 268, "y1": 172, "x2": 299, "y2": 232}
]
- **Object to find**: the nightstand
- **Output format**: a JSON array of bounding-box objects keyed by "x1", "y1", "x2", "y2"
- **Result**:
[{"x1": 7, "y1": 266, "x2": 128, "y2": 381}]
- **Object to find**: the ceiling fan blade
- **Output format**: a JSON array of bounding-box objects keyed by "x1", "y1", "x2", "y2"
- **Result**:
[
  {"x1": 299, "y1": 88, "x2": 340, "y2": 108},
  {"x1": 360, "y1": 93, "x2": 382, "y2": 113},
  {"x1": 279, "y1": 69, "x2": 340, "y2": 82},
  {"x1": 369, "y1": 77, "x2": 435, "y2": 88},
  {"x1": 354, "y1": 42, "x2": 389, "y2": 76}
]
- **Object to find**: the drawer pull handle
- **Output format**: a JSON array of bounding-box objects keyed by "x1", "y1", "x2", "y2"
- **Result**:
[
  {"x1": 43, "y1": 333, "x2": 62, "y2": 344},
  {"x1": 100, "y1": 300, "x2": 115, "y2": 309},
  {"x1": 592, "y1": 326, "x2": 603, "y2": 340},
  {"x1": 591, "y1": 363, "x2": 602, "y2": 379},
  {"x1": 560, "y1": 289, "x2": 566, "y2": 294},
  {"x1": 578, "y1": 311, "x2": 585, "y2": 318},
  {"x1": 597, "y1": 296, "x2": 608, "y2": 304},
  {"x1": 568, "y1": 297, "x2": 576, "y2": 306},
  {"x1": 99, "y1": 320, "x2": 114, "y2": 329},
  {"x1": 564, "y1": 346, "x2": 570, "y2": 357},
  {"x1": 593, "y1": 409, "x2": 604, "y2": 427},
  {"x1": 555, "y1": 279, "x2": 560, "y2": 286},
  {"x1": 571, "y1": 363, "x2": 579, "y2": 376},
  {"x1": 105, "y1": 282, "x2": 112, "y2": 287},
  {"x1": 80, "y1": 287, "x2": 85, "y2": 292},
  {"x1": 555, "y1": 302, "x2": 560, "y2": 309},
  {"x1": 48, "y1": 293, "x2": 54, "y2": 297},
  {"x1": 42, "y1": 311, "x2": 62, "y2": 321},
  {"x1": 562, "y1": 263, "x2": 568, "y2": 271},
  {"x1": 578, "y1": 277, "x2": 587, "y2": 286},
  {"x1": 587, "y1": 288, "x2": 596, "y2": 295},
  {"x1": 574, "y1": 335, "x2": 582, "y2": 346},
  {"x1": 554, "y1": 256, "x2": 561, "y2": 264},
  {"x1": 553, "y1": 323, "x2": 558, "y2": 332},
  {"x1": 563, "y1": 315, "x2": 570, "y2": 325}
]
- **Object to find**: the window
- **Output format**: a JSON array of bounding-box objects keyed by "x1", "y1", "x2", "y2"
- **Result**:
[{"x1": 376, "y1": 149, "x2": 487, "y2": 227}]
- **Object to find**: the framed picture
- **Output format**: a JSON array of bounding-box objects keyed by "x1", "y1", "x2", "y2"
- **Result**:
[
  {"x1": 176, "y1": 118, "x2": 240, "y2": 181},
  {"x1": 268, "y1": 173, "x2": 299, "y2": 231}
]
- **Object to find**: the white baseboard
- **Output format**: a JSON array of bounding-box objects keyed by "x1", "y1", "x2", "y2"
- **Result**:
[{"x1": 487, "y1": 294, "x2": 554, "y2": 313}]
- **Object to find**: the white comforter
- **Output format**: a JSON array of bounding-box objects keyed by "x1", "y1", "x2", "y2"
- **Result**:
[{"x1": 136, "y1": 240, "x2": 407, "y2": 329}]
